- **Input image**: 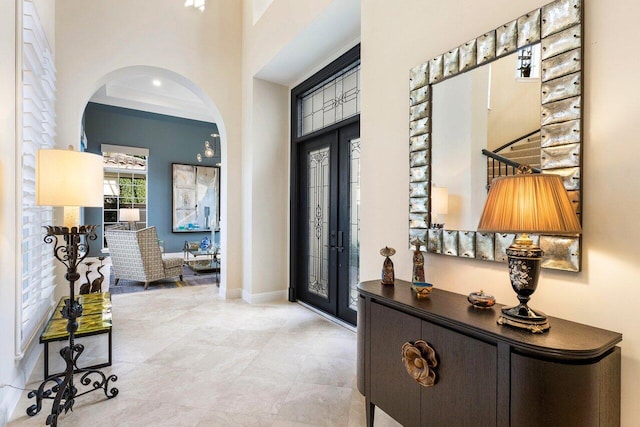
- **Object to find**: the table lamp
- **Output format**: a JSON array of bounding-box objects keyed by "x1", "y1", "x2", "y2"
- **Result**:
[
  {"x1": 477, "y1": 166, "x2": 581, "y2": 333},
  {"x1": 431, "y1": 186, "x2": 448, "y2": 229},
  {"x1": 29, "y1": 147, "x2": 118, "y2": 426},
  {"x1": 119, "y1": 208, "x2": 140, "y2": 230}
]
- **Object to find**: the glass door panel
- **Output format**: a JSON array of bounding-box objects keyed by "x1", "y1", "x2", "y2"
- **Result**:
[
  {"x1": 307, "y1": 147, "x2": 330, "y2": 299},
  {"x1": 348, "y1": 138, "x2": 361, "y2": 312}
]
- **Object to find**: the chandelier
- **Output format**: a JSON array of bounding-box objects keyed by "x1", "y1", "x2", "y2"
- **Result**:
[
  {"x1": 197, "y1": 133, "x2": 218, "y2": 162},
  {"x1": 184, "y1": 0, "x2": 205, "y2": 11}
]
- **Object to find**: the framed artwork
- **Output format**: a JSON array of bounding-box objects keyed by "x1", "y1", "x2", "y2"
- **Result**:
[{"x1": 172, "y1": 163, "x2": 220, "y2": 232}]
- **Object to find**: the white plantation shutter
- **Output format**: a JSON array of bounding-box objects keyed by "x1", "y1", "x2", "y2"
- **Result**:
[{"x1": 18, "y1": 0, "x2": 56, "y2": 356}]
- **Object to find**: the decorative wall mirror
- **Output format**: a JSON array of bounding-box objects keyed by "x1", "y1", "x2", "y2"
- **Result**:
[{"x1": 408, "y1": 0, "x2": 583, "y2": 271}]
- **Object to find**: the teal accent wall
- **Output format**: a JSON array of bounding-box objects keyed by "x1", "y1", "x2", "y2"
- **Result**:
[{"x1": 83, "y1": 102, "x2": 221, "y2": 256}]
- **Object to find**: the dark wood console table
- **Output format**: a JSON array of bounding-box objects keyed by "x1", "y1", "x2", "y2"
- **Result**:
[{"x1": 357, "y1": 279, "x2": 622, "y2": 427}]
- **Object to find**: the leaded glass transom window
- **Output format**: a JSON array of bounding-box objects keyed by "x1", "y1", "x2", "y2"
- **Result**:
[{"x1": 299, "y1": 63, "x2": 360, "y2": 136}]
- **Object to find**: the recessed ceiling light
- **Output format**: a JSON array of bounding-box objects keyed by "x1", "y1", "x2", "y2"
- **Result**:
[{"x1": 152, "y1": 79, "x2": 162, "y2": 87}]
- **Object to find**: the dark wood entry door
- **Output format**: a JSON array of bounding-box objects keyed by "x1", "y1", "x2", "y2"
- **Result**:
[{"x1": 295, "y1": 122, "x2": 360, "y2": 325}]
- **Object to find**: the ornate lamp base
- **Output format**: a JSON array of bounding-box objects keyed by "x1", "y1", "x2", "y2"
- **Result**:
[
  {"x1": 499, "y1": 235, "x2": 550, "y2": 334},
  {"x1": 498, "y1": 306, "x2": 550, "y2": 334},
  {"x1": 27, "y1": 342, "x2": 118, "y2": 426}
]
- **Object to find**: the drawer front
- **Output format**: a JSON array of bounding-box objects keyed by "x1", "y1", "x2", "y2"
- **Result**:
[
  {"x1": 421, "y1": 321, "x2": 498, "y2": 426},
  {"x1": 370, "y1": 301, "x2": 421, "y2": 427}
]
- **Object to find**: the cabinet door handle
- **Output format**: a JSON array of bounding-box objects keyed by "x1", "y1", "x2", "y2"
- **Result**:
[{"x1": 402, "y1": 340, "x2": 438, "y2": 387}]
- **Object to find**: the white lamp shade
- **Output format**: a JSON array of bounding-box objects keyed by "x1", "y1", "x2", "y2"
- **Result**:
[
  {"x1": 36, "y1": 149, "x2": 103, "y2": 207},
  {"x1": 119, "y1": 208, "x2": 140, "y2": 222},
  {"x1": 431, "y1": 187, "x2": 448, "y2": 215}
]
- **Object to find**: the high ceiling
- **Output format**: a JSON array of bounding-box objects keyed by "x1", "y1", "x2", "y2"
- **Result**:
[
  {"x1": 88, "y1": 0, "x2": 360, "y2": 121},
  {"x1": 89, "y1": 70, "x2": 215, "y2": 123}
]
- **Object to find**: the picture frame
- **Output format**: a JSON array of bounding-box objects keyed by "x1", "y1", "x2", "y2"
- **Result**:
[{"x1": 171, "y1": 163, "x2": 220, "y2": 233}]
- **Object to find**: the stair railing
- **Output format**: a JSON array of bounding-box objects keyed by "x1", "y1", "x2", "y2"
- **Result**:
[
  {"x1": 491, "y1": 129, "x2": 540, "y2": 154},
  {"x1": 482, "y1": 149, "x2": 541, "y2": 191}
]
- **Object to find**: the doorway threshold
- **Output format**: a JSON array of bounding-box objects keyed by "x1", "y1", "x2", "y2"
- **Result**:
[{"x1": 296, "y1": 301, "x2": 357, "y2": 333}]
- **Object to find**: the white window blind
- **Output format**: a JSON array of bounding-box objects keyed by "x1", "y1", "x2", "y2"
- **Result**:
[{"x1": 18, "y1": 0, "x2": 56, "y2": 356}]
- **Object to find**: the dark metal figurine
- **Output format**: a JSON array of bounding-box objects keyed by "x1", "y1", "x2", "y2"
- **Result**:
[
  {"x1": 411, "y1": 238, "x2": 425, "y2": 283},
  {"x1": 380, "y1": 246, "x2": 396, "y2": 286},
  {"x1": 79, "y1": 256, "x2": 106, "y2": 295}
]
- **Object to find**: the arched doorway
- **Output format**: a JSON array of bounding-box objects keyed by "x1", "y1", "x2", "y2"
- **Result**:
[{"x1": 80, "y1": 66, "x2": 229, "y2": 290}]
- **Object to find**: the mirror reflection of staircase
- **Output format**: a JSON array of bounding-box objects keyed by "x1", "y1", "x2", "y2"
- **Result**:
[{"x1": 483, "y1": 130, "x2": 541, "y2": 190}]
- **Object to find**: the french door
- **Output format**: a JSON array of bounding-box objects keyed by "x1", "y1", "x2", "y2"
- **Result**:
[{"x1": 294, "y1": 122, "x2": 360, "y2": 325}]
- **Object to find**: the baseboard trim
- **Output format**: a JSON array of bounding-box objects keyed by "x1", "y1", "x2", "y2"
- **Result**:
[
  {"x1": 219, "y1": 286, "x2": 242, "y2": 299},
  {"x1": 242, "y1": 289, "x2": 288, "y2": 304},
  {"x1": 0, "y1": 402, "x2": 8, "y2": 427},
  {"x1": 1, "y1": 375, "x2": 28, "y2": 424}
]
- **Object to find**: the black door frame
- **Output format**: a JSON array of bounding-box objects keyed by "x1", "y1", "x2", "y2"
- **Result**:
[{"x1": 289, "y1": 44, "x2": 361, "y2": 307}]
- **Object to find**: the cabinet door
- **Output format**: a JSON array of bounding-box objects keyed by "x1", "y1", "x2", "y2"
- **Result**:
[
  {"x1": 511, "y1": 348, "x2": 621, "y2": 427},
  {"x1": 370, "y1": 301, "x2": 421, "y2": 427},
  {"x1": 421, "y1": 321, "x2": 497, "y2": 426}
]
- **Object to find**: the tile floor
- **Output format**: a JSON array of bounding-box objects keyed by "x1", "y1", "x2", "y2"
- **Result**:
[{"x1": 8, "y1": 285, "x2": 401, "y2": 426}]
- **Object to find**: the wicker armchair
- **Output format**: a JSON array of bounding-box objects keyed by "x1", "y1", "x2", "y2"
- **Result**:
[{"x1": 105, "y1": 226, "x2": 183, "y2": 290}]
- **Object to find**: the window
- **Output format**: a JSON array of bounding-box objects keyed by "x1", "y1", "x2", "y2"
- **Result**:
[
  {"x1": 101, "y1": 144, "x2": 149, "y2": 248},
  {"x1": 516, "y1": 44, "x2": 541, "y2": 79},
  {"x1": 18, "y1": 1, "x2": 56, "y2": 356},
  {"x1": 299, "y1": 62, "x2": 361, "y2": 136}
]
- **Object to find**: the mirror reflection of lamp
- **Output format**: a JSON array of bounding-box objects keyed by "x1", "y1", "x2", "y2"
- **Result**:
[
  {"x1": 119, "y1": 208, "x2": 140, "y2": 230},
  {"x1": 431, "y1": 186, "x2": 448, "y2": 229}
]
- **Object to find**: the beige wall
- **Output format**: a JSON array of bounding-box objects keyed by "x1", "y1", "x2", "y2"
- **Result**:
[
  {"x1": 241, "y1": 0, "x2": 348, "y2": 302},
  {"x1": 244, "y1": 77, "x2": 289, "y2": 301},
  {"x1": 32, "y1": 0, "x2": 54, "y2": 51},
  {"x1": 54, "y1": 0, "x2": 243, "y2": 298},
  {"x1": 487, "y1": 53, "x2": 541, "y2": 150},
  {"x1": 361, "y1": 0, "x2": 640, "y2": 424},
  {"x1": 244, "y1": 0, "x2": 334, "y2": 75},
  {"x1": 241, "y1": 0, "x2": 298, "y2": 302}
]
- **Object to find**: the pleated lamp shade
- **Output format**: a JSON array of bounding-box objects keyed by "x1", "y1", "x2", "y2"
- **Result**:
[{"x1": 477, "y1": 173, "x2": 581, "y2": 235}]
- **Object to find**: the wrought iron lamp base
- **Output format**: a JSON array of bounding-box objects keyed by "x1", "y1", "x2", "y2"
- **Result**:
[
  {"x1": 27, "y1": 342, "x2": 118, "y2": 425},
  {"x1": 26, "y1": 225, "x2": 118, "y2": 427}
]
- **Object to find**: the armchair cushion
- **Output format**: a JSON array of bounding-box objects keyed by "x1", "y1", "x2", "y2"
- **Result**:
[{"x1": 162, "y1": 256, "x2": 183, "y2": 280}]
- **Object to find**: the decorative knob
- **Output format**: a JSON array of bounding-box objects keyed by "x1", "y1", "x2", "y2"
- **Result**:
[{"x1": 401, "y1": 340, "x2": 438, "y2": 387}]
